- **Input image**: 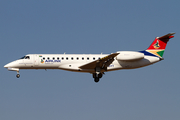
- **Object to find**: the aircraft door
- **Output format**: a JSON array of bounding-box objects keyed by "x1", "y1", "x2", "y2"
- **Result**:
[{"x1": 34, "y1": 55, "x2": 39, "y2": 66}]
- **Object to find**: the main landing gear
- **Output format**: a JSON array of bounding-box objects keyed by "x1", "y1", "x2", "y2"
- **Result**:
[{"x1": 93, "y1": 73, "x2": 103, "y2": 83}]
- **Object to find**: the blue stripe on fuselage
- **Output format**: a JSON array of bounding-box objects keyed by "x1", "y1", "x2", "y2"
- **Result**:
[{"x1": 139, "y1": 50, "x2": 159, "y2": 57}]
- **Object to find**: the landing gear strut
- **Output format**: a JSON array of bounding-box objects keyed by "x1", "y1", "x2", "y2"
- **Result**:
[{"x1": 93, "y1": 73, "x2": 103, "y2": 83}]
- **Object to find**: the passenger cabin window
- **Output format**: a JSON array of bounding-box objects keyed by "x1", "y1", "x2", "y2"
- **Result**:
[
  {"x1": 43, "y1": 57, "x2": 45, "y2": 60},
  {"x1": 47, "y1": 57, "x2": 50, "y2": 60},
  {"x1": 71, "y1": 57, "x2": 73, "y2": 60},
  {"x1": 62, "y1": 57, "x2": 64, "y2": 60},
  {"x1": 77, "y1": 57, "x2": 79, "y2": 60},
  {"x1": 66, "y1": 57, "x2": 68, "y2": 60},
  {"x1": 93, "y1": 57, "x2": 95, "y2": 60},
  {"x1": 53, "y1": 57, "x2": 55, "y2": 60},
  {"x1": 57, "y1": 57, "x2": 59, "y2": 60},
  {"x1": 87, "y1": 57, "x2": 89, "y2": 60},
  {"x1": 82, "y1": 57, "x2": 84, "y2": 60}
]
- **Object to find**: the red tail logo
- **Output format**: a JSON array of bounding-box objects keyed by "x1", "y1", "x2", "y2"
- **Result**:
[
  {"x1": 147, "y1": 38, "x2": 167, "y2": 50},
  {"x1": 153, "y1": 40, "x2": 160, "y2": 49}
]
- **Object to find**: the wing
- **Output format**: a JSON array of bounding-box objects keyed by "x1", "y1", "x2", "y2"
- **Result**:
[{"x1": 79, "y1": 53, "x2": 119, "y2": 70}]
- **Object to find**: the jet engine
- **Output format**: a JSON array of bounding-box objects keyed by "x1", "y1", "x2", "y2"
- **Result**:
[{"x1": 116, "y1": 51, "x2": 144, "y2": 61}]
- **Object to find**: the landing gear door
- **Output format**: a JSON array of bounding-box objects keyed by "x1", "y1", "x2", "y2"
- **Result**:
[{"x1": 34, "y1": 55, "x2": 39, "y2": 66}]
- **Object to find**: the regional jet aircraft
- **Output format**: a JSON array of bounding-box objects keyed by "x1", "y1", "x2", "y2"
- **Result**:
[{"x1": 4, "y1": 33, "x2": 175, "y2": 82}]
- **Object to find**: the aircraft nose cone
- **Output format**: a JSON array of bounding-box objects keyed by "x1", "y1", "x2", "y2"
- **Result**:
[
  {"x1": 4, "y1": 64, "x2": 9, "y2": 68},
  {"x1": 4, "y1": 61, "x2": 17, "y2": 68}
]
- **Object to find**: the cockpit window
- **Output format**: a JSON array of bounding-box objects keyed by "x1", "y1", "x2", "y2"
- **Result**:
[
  {"x1": 20, "y1": 56, "x2": 26, "y2": 59},
  {"x1": 20, "y1": 56, "x2": 30, "y2": 59},
  {"x1": 25, "y1": 56, "x2": 30, "y2": 59}
]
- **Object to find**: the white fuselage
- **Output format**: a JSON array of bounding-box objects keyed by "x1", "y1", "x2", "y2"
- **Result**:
[
  {"x1": 4, "y1": 33, "x2": 174, "y2": 82},
  {"x1": 4, "y1": 51, "x2": 160, "y2": 73}
]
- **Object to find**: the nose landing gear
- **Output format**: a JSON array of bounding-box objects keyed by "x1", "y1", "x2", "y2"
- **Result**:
[
  {"x1": 16, "y1": 74, "x2": 20, "y2": 78},
  {"x1": 16, "y1": 71, "x2": 20, "y2": 78}
]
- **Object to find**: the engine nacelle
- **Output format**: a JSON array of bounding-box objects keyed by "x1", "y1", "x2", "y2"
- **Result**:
[{"x1": 116, "y1": 51, "x2": 144, "y2": 61}]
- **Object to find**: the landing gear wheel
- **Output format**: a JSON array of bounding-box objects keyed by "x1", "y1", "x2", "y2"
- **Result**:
[
  {"x1": 92, "y1": 73, "x2": 103, "y2": 83},
  {"x1": 93, "y1": 73, "x2": 96, "y2": 78},
  {"x1": 94, "y1": 77, "x2": 99, "y2": 83},
  {"x1": 98, "y1": 73, "x2": 102, "y2": 78},
  {"x1": 16, "y1": 74, "x2": 20, "y2": 78}
]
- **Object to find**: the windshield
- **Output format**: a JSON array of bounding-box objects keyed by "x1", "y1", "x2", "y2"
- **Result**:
[
  {"x1": 20, "y1": 56, "x2": 30, "y2": 59},
  {"x1": 20, "y1": 56, "x2": 26, "y2": 59}
]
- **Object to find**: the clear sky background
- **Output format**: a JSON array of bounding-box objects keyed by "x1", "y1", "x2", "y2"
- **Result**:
[{"x1": 0, "y1": 0, "x2": 180, "y2": 120}]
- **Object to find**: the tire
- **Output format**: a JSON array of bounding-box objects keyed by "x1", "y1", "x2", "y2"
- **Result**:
[
  {"x1": 16, "y1": 74, "x2": 20, "y2": 78},
  {"x1": 98, "y1": 73, "x2": 102, "y2": 78},
  {"x1": 94, "y1": 77, "x2": 99, "y2": 83},
  {"x1": 93, "y1": 73, "x2": 96, "y2": 78}
]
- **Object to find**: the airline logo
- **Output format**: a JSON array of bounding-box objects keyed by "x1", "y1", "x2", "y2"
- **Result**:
[
  {"x1": 153, "y1": 40, "x2": 160, "y2": 49},
  {"x1": 41, "y1": 59, "x2": 61, "y2": 64},
  {"x1": 41, "y1": 59, "x2": 44, "y2": 63}
]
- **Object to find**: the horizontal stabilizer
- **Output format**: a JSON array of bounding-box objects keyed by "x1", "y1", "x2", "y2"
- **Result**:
[{"x1": 157, "y1": 33, "x2": 175, "y2": 41}]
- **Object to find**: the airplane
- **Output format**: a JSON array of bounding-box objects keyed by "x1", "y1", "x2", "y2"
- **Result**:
[{"x1": 4, "y1": 33, "x2": 175, "y2": 82}]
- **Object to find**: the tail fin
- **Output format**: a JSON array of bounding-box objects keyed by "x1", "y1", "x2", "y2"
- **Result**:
[{"x1": 146, "y1": 33, "x2": 175, "y2": 58}]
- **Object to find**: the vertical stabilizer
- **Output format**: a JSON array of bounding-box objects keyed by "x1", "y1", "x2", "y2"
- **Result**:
[{"x1": 146, "y1": 33, "x2": 175, "y2": 58}]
